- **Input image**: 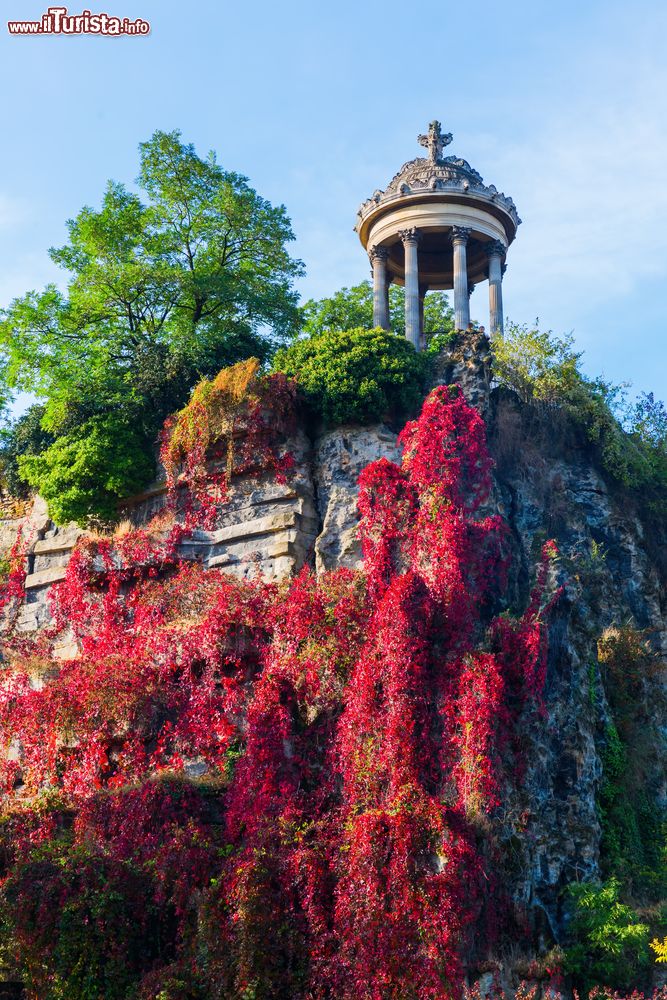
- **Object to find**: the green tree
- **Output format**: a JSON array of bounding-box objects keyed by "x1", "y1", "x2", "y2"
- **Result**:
[
  {"x1": 0, "y1": 404, "x2": 54, "y2": 499},
  {"x1": 302, "y1": 280, "x2": 454, "y2": 341},
  {"x1": 0, "y1": 130, "x2": 303, "y2": 522},
  {"x1": 491, "y1": 322, "x2": 585, "y2": 404},
  {"x1": 564, "y1": 878, "x2": 651, "y2": 990},
  {"x1": 19, "y1": 413, "x2": 154, "y2": 525},
  {"x1": 272, "y1": 326, "x2": 428, "y2": 429}
]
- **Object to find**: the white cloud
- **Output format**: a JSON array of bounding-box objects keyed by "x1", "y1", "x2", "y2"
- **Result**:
[{"x1": 488, "y1": 43, "x2": 667, "y2": 328}]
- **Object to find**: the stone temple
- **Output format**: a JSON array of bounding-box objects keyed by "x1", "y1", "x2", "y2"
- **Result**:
[{"x1": 355, "y1": 120, "x2": 521, "y2": 348}]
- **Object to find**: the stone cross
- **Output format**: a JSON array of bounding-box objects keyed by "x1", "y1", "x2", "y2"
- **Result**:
[{"x1": 418, "y1": 121, "x2": 453, "y2": 163}]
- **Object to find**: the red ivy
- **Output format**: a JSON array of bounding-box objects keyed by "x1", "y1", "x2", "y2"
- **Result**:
[{"x1": 0, "y1": 384, "x2": 559, "y2": 999}]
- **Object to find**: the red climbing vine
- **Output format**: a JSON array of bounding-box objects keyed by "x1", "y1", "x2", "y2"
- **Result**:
[
  {"x1": 0, "y1": 382, "x2": 559, "y2": 1000},
  {"x1": 159, "y1": 358, "x2": 297, "y2": 528}
]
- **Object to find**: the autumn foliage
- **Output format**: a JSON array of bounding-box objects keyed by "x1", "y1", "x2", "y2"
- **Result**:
[
  {"x1": 160, "y1": 358, "x2": 297, "y2": 529},
  {"x1": 0, "y1": 381, "x2": 558, "y2": 999}
]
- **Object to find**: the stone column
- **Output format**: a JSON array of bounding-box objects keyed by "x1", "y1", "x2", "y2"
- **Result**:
[
  {"x1": 485, "y1": 240, "x2": 506, "y2": 335},
  {"x1": 450, "y1": 226, "x2": 471, "y2": 330},
  {"x1": 418, "y1": 284, "x2": 427, "y2": 349},
  {"x1": 369, "y1": 245, "x2": 391, "y2": 330},
  {"x1": 400, "y1": 228, "x2": 421, "y2": 350}
]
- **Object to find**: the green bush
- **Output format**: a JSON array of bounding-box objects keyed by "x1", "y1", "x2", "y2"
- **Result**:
[
  {"x1": 1, "y1": 842, "x2": 163, "y2": 1000},
  {"x1": 272, "y1": 326, "x2": 429, "y2": 429},
  {"x1": 595, "y1": 629, "x2": 667, "y2": 898},
  {"x1": 492, "y1": 323, "x2": 667, "y2": 510},
  {"x1": 19, "y1": 412, "x2": 155, "y2": 526},
  {"x1": 564, "y1": 878, "x2": 651, "y2": 990}
]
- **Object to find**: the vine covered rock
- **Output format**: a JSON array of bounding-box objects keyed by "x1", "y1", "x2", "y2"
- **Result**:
[{"x1": 0, "y1": 385, "x2": 559, "y2": 998}]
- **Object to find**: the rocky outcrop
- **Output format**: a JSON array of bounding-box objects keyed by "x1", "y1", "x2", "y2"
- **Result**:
[
  {"x1": 1, "y1": 333, "x2": 664, "y2": 962},
  {"x1": 307, "y1": 339, "x2": 667, "y2": 954},
  {"x1": 432, "y1": 327, "x2": 493, "y2": 417},
  {"x1": 487, "y1": 390, "x2": 667, "y2": 944},
  {"x1": 313, "y1": 424, "x2": 401, "y2": 573},
  {"x1": 432, "y1": 337, "x2": 665, "y2": 947}
]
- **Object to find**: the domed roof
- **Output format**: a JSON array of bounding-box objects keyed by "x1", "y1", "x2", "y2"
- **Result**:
[{"x1": 356, "y1": 121, "x2": 521, "y2": 236}]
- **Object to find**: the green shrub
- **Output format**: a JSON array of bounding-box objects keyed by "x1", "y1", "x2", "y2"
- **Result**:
[
  {"x1": 492, "y1": 323, "x2": 667, "y2": 511},
  {"x1": 19, "y1": 412, "x2": 154, "y2": 526},
  {"x1": 1, "y1": 842, "x2": 163, "y2": 1000},
  {"x1": 272, "y1": 326, "x2": 429, "y2": 429},
  {"x1": 595, "y1": 628, "x2": 667, "y2": 898},
  {"x1": 564, "y1": 878, "x2": 651, "y2": 990}
]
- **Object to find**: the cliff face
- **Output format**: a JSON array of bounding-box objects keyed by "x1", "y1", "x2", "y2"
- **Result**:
[
  {"x1": 308, "y1": 340, "x2": 667, "y2": 951},
  {"x1": 488, "y1": 389, "x2": 666, "y2": 946},
  {"x1": 307, "y1": 336, "x2": 667, "y2": 950},
  {"x1": 1, "y1": 335, "x2": 665, "y2": 964}
]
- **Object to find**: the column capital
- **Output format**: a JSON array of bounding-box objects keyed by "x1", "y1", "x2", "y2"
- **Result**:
[
  {"x1": 449, "y1": 225, "x2": 472, "y2": 245},
  {"x1": 368, "y1": 244, "x2": 390, "y2": 264},
  {"x1": 399, "y1": 227, "x2": 420, "y2": 246},
  {"x1": 468, "y1": 283, "x2": 475, "y2": 297},
  {"x1": 484, "y1": 239, "x2": 506, "y2": 259}
]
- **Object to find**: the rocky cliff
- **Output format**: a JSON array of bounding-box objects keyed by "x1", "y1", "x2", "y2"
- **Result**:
[{"x1": 1, "y1": 333, "x2": 665, "y2": 987}]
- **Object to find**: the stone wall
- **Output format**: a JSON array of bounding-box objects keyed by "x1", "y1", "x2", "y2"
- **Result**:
[
  {"x1": 313, "y1": 424, "x2": 402, "y2": 573},
  {"x1": 1, "y1": 423, "x2": 404, "y2": 635},
  {"x1": 2, "y1": 429, "x2": 321, "y2": 636}
]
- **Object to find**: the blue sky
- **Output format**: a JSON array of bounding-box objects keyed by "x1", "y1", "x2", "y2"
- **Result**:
[{"x1": 1, "y1": 0, "x2": 666, "y2": 407}]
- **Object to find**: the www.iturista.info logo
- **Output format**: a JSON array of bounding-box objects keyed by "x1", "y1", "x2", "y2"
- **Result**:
[{"x1": 7, "y1": 6, "x2": 150, "y2": 34}]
